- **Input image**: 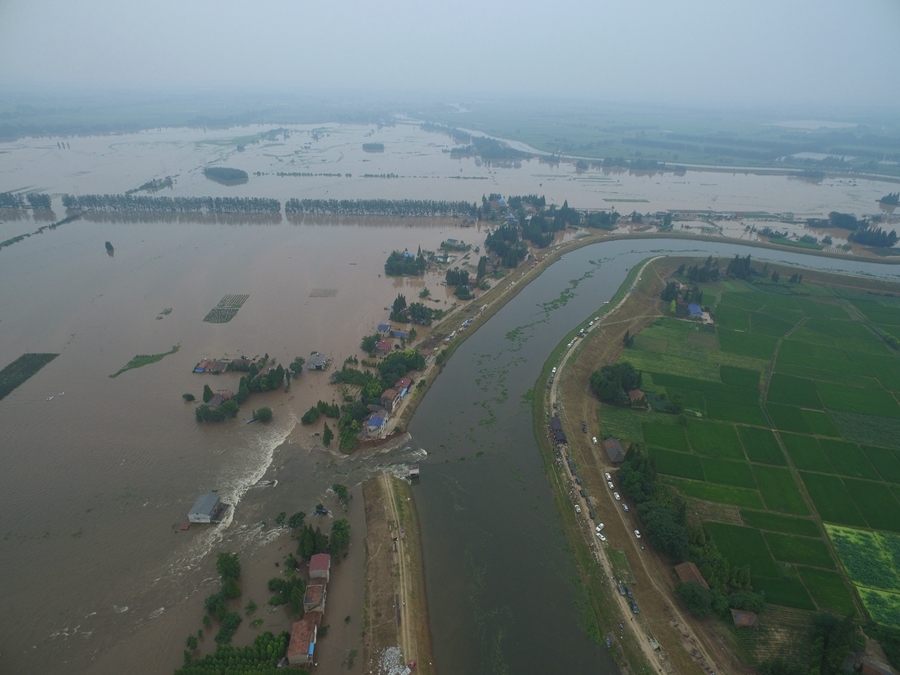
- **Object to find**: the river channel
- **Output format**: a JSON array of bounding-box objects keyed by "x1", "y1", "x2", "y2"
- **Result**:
[{"x1": 408, "y1": 238, "x2": 900, "y2": 675}]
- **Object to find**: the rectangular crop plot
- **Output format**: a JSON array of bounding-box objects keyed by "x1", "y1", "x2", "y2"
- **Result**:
[
  {"x1": 801, "y1": 473, "x2": 866, "y2": 526},
  {"x1": 649, "y1": 448, "x2": 705, "y2": 480},
  {"x1": 738, "y1": 426, "x2": 787, "y2": 466},
  {"x1": 826, "y1": 525, "x2": 900, "y2": 591},
  {"x1": 794, "y1": 299, "x2": 850, "y2": 319},
  {"x1": 820, "y1": 439, "x2": 881, "y2": 480},
  {"x1": 829, "y1": 411, "x2": 900, "y2": 450},
  {"x1": 706, "y1": 523, "x2": 780, "y2": 578},
  {"x1": 715, "y1": 305, "x2": 751, "y2": 331},
  {"x1": 781, "y1": 433, "x2": 833, "y2": 472},
  {"x1": 666, "y1": 387, "x2": 706, "y2": 413},
  {"x1": 817, "y1": 381, "x2": 900, "y2": 418},
  {"x1": 0, "y1": 353, "x2": 58, "y2": 401},
  {"x1": 666, "y1": 477, "x2": 764, "y2": 508},
  {"x1": 801, "y1": 409, "x2": 841, "y2": 437},
  {"x1": 798, "y1": 568, "x2": 856, "y2": 614},
  {"x1": 750, "y1": 311, "x2": 795, "y2": 338},
  {"x1": 751, "y1": 576, "x2": 816, "y2": 610},
  {"x1": 718, "y1": 328, "x2": 778, "y2": 361},
  {"x1": 764, "y1": 532, "x2": 835, "y2": 568},
  {"x1": 641, "y1": 422, "x2": 689, "y2": 452},
  {"x1": 720, "y1": 365, "x2": 761, "y2": 389},
  {"x1": 767, "y1": 404, "x2": 812, "y2": 434},
  {"x1": 877, "y1": 532, "x2": 900, "y2": 571},
  {"x1": 720, "y1": 292, "x2": 765, "y2": 312},
  {"x1": 860, "y1": 589, "x2": 900, "y2": 628},
  {"x1": 702, "y1": 458, "x2": 757, "y2": 489},
  {"x1": 740, "y1": 510, "x2": 819, "y2": 536},
  {"x1": 863, "y1": 446, "x2": 900, "y2": 484},
  {"x1": 203, "y1": 294, "x2": 250, "y2": 323},
  {"x1": 706, "y1": 400, "x2": 768, "y2": 426},
  {"x1": 753, "y1": 465, "x2": 810, "y2": 515},
  {"x1": 767, "y1": 374, "x2": 823, "y2": 409},
  {"x1": 843, "y1": 479, "x2": 900, "y2": 533},
  {"x1": 686, "y1": 420, "x2": 746, "y2": 459}
]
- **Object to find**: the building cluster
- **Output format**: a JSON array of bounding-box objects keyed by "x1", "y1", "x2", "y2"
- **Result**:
[
  {"x1": 363, "y1": 375, "x2": 414, "y2": 437},
  {"x1": 287, "y1": 553, "x2": 332, "y2": 667}
]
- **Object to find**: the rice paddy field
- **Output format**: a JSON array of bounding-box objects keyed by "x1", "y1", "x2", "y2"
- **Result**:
[{"x1": 600, "y1": 269, "x2": 900, "y2": 627}]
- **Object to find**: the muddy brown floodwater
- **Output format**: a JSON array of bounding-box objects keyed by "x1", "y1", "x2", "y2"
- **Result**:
[{"x1": 0, "y1": 122, "x2": 897, "y2": 674}]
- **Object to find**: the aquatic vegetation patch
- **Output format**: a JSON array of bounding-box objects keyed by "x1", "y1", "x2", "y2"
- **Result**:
[
  {"x1": 0, "y1": 353, "x2": 58, "y2": 401},
  {"x1": 203, "y1": 294, "x2": 250, "y2": 323},
  {"x1": 825, "y1": 525, "x2": 900, "y2": 591},
  {"x1": 109, "y1": 345, "x2": 179, "y2": 378}
]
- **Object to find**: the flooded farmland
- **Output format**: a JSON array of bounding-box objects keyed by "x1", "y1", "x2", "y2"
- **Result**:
[{"x1": 1, "y1": 122, "x2": 899, "y2": 674}]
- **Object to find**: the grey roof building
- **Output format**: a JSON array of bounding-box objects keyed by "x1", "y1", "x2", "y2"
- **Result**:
[
  {"x1": 188, "y1": 493, "x2": 227, "y2": 523},
  {"x1": 306, "y1": 352, "x2": 331, "y2": 370}
]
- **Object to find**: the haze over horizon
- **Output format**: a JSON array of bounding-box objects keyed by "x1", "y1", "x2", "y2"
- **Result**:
[{"x1": 2, "y1": 0, "x2": 900, "y2": 110}]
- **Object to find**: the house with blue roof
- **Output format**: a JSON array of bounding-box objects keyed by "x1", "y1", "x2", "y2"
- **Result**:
[{"x1": 688, "y1": 303, "x2": 703, "y2": 317}]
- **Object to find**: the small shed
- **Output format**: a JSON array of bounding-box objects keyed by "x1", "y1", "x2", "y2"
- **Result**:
[
  {"x1": 307, "y1": 352, "x2": 331, "y2": 370},
  {"x1": 188, "y1": 493, "x2": 226, "y2": 523},
  {"x1": 287, "y1": 619, "x2": 317, "y2": 665},
  {"x1": 309, "y1": 553, "x2": 331, "y2": 582},
  {"x1": 603, "y1": 438, "x2": 626, "y2": 463},
  {"x1": 730, "y1": 609, "x2": 759, "y2": 629}
]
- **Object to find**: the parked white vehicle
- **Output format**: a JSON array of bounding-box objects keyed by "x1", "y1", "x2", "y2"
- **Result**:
[
  {"x1": 592, "y1": 436, "x2": 598, "y2": 444},
  {"x1": 634, "y1": 530, "x2": 641, "y2": 539},
  {"x1": 595, "y1": 523, "x2": 605, "y2": 532},
  {"x1": 607, "y1": 481, "x2": 614, "y2": 489},
  {"x1": 597, "y1": 532, "x2": 606, "y2": 542},
  {"x1": 604, "y1": 472, "x2": 611, "y2": 481},
  {"x1": 614, "y1": 492, "x2": 621, "y2": 501},
  {"x1": 622, "y1": 504, "x2": 629, "y2": 512}
]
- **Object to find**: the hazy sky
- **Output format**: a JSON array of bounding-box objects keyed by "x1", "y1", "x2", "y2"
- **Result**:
[{"x1": 2, "y1": 0, "x2": 899, "y2": 107}]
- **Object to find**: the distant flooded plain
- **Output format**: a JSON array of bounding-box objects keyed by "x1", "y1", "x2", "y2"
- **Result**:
[{"x1": 0, "y1": 123, "x2": 898, "y2": 674}]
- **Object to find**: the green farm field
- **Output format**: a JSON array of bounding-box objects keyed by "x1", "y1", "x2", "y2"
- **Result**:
[{"x1": 598, "y1": 265, "x2": 900, "y2": 621}]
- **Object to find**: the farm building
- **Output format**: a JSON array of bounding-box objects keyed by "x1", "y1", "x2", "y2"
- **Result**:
[
  {"x1": 628, "y1": 389, "x2": 646, "y2": 406},
  {"x1": 729, "y1": 609, "x2": 759, "y2": 629},
  {"x1": 395, "y1": 377, "x2": 412, "y2": 395},
  {"x1": 287, "y1": 619, "x2": 316, "y2": 665},
  {"x1": 303, "y1": 584, "x2": 327, "y2": 613},
  {"x1": 688, "y1": 303, "x2": 703, "y2": 318},
  {"x1": 307, "y1": 353, "x2": 331, "y2": 370},
  {"x1": 208, "y1": 392, "x2": 233, "y2": 408},
  {"x1": 674, "y1": 561, "x2": 709, "y2": 589},
  {"x1": 380, "y1": 389, "x2": 400, "y2": 411},
  {"x1": 377, "y1": 323, "x2": 391, "y2": 334},
  {"x1": 375, "y1": 340, "x2": 393, "y2": 356},
  {"x1": 550, "y1": 416, "x2": 563, "y2": 432},
  {"x1": 390, "y1": 330, "x2": 409, "y2": 339},
  {"x1": 188, "y1": 493, "x2": 227, "y2": 523},
  {"x1": 603, "y1": 438, "x2": 626, "y2": 463},
  {"x1": 309, "y1": 553, "x2": 331, "y2": 582}
]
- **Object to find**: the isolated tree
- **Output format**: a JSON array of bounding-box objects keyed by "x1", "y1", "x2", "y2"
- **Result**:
[
  {"x1": 203, "y1": 384, "x2": 214, "y2": 403},
  {"x1": 332, "y1": 483, "x2": 350, "y2": 504},
  {"x1": 330, "y1": 519, "x2": 351, "y2": 552},
  {"x1": 322, "y1": 422, "x2": 334, "y2": 447},
  {"x1": 287, "y1": 511, "x2": 306, "y2": 530},
  {"x1": 216, "y1": 552, "x2": 241, "y2": 581},
  {"x1": 253, "y1": 407, "x2": 273, "y2": 422}
]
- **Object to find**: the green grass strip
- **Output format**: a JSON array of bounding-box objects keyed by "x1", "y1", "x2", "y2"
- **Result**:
[{"x1": 110, "y1": 345, "x2": 180, "y2": 378}]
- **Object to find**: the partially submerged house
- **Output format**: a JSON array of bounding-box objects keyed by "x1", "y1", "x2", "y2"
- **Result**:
[
  {"x1": 603, "y1": 438, "x2": 626, "y2": 463},
  {"x1": 367, "y1": 415, "x2": 386, "y2": 435},
  {"x1": 375, "y1": 340, "x2": 393, "y2": 356},
  {"x1": 309, "y1": 553, "x2": 331, "y2": 583},
  {"x1": 188, "y1": 493, "x2": 228, "y2": 523},
  {"x1": 380, "y1": 388, "x2": 400, "y2": 411},
  {"x1": 306, "y1": 352, "x2": 331, "y2": 371},
  {"x1": 395, "y1": 377, "x2": 412, "y2": 397},
  {"x1": 303, "y1": 584, "x2": 327, "y2": 613},
  {"x1": 287, "y1": 619, "x2": 317, "y2": 666}
]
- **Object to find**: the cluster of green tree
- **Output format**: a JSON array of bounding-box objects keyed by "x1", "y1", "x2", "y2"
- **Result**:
[
  {"x1": 387, "y1": 294, "x2": 439, "y2": 325},
  {"x1": 62, "y1": 194, "x2": 280, "y2": 214},
  {"x1": 252, "y1": 407, "x2": 273, "y2": 423},
  {"x1": 267, "y1": 575, "x2": 306, "y2": 616},
  {"x1": 199, "y1": 553, "x2": 244, "y2": 645},
  {"x1": 799, "y1": 234, "x2": 819, "y2": 245},
  {"x1": 759, "y1": 226, "x2": 788, "y2": 239},
  {"x1": 583, "y1": 210, "x2": 621, "y2": 230},
  {"x1": 828, "y1": 211, "x2": 866, "y2": 231},
  {"x1": 203, "y1": 167, "x2": 249, "y2": 184},
  {"x1": 507, "y1": 194, "x2": 546, "y2": 210},
  {"x1": 485, "y1": 223, "x2": 528, "y2": 268},
  {"x1": 848, "y1": 226, "x2": 898, "y2": 248},
  {"x1": 880, "y1": 192, "x2": 900, "y2": 206},
  {"x1": 332, "y1": 483, "x2": 350, "y2": 504},
  {"x1": 445, "y1": 267, "x2": 469, "y2": 287},
  {"x1": 866, "y1": 623, "x2": 900, "y2": 669},
  {"x1": 521, "y1": 213, "x2": 556, "y2": 247},
  {"x1": 0, "y1": 192, "x2": 52, "y2": 209},
  {"x1": 725, "y1": 254, "x2": 756, "y2": 280},
  {"x1": 759, "y1": 614, "x2": 865, "y2": 675},
  {"x1": 384, "y1": 249, "x2": 426, "y2": 276},
  {"x1": 476, "y1": 256, "x2": 488, "y2": 280},
  {"x1": 684, "y1": 255, "x2": 719, "y2": 283},
  {"x1": 285, "y1": 198, "x2": 474, "y2": 217},
  {"x1": 548, "y1": 200, "x2": 581, "y2": 229},
  {"x1": 589, "y1": 362, "x2": 642, "y2": 405},
  {"x1": 128, "y1": 176, "x2": 173, "y2": 194},
  {"x1": 620, "y1": 449, "x2": 765, "y2": 621},
  {"x1": 195, "y1": 400, "x2": 239, "y2": 422},
  {"x1": 235, "y1": 363, "x2": 286, "y2": 404},
  {"x1": 301, "y1": 400, "x2": 340, "y2": 425},
  {"x1": 361, "y1": 334, "x2": 381, "y2": 356},
  {"x1": 176, "y1": 632, "x2": 295, "y2": 675}
]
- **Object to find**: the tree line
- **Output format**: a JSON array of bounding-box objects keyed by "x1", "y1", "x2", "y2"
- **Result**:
[
  {"x1": 62, "y1": 194, "x2": 281, "y2": 214},
  {"x1": 285, "y1": 198, "x2": 475, "y2": 217},
  {"x1": 0, "y1": 192, "x2": 52, "y2": 210}
]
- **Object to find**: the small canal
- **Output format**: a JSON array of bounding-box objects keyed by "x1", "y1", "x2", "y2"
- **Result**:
[{"x1": 407, "y1": 238, "x2": 900, "y2": 675}]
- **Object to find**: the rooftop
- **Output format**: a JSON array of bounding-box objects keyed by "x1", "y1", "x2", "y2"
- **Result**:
[
  {"x1": 189, "y1": 493, "x2": 221, "y2": 516},
  {"x1": 674, "y1": 561, "x2": 709, "y2": 589},
  {"x1": 287, "y1": 619, "x2": 316, "y2": 659},
  {"x1": 304, "y1": 584, "x2": 325, "y2": 605},
  {"x1": 309, "y1": 553, "x2": 331, "y2": 573}
]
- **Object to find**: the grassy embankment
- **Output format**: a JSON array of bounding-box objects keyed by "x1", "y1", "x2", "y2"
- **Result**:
[
  {"x1": 109, "y1": 345, "x2": 180, "y2": 378},
  {"x1": 0, "y1": 353, "x2": 59, "y2": 400}
]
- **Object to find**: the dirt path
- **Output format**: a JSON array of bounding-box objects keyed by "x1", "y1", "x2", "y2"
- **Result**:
[
  {"x1": 362, "y1": 475, "x2": 434, "y2": 675},
  {"x1": 548, "y1": 256, "x2": 739, "y2": 674}
]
